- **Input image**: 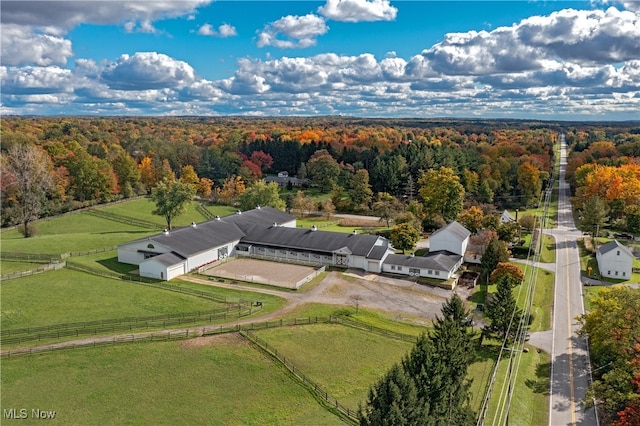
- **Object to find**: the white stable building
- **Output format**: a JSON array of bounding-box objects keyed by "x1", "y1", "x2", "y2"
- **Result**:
[
  {"x1": 596, "y1": 240, "x2": 634, "y2": 279},
  {"x1": 118, "y1": 207, "x2": 470, "y2": 282}
]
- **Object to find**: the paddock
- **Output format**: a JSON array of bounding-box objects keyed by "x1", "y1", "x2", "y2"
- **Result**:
[{"x1": 201, "y1": 258, "x2": 323, "y2": 289}]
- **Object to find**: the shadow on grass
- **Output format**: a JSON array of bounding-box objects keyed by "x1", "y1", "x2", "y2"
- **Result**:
[
  {"x1": 468, "y1": 284, "x2": 487, "y2": 305},
  {"x1": 525, "y1": 360, "x2": 551, "y2": 395},
  {"x1": 97, "y1": 257, "x2": 136, "y2": 275}
]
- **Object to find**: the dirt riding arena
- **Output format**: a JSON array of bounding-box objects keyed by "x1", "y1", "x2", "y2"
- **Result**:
[{"x1": 202, "y1": 258, "x2": 322, "y2": 289}]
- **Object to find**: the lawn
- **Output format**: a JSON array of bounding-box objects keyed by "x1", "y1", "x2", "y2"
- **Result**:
[
  {"x1": 254, "y1": 323, "x2": 414, "y2": 409},
  {"x1": 473, "y1": 264, "x2": 554, "y2": 333},
  {"x1": 0, "y1": 269, "x2": 223, "y2": 329},
  {"x1": 0, "y1": 260, "x2": 50, "y2": 275},
  {"x1": 0, "y1": 199, "x2": 238, "y2": 257},
  {"x1": 1, "y1": 336, "x2": 343, "y2": 426},
  {"x1": 103, "y1": 198, "x2": 239, "y2": 226},
  {"x1": 296, "y1": 216, "x2": 388, "y2": 235},
  {"x1": 481, "y1": 343, "x2": 550, "y2": 426},
  {"x1": 0, "y1": 212, "x2": 155, "y2": 255}
]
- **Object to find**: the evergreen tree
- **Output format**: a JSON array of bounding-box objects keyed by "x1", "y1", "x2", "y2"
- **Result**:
[
  {"x1": 360, "y1": 295, "x2": 476, "y2": 426},
  {"x1": 427, "y1": 294, "x2": 476, "y2": 425},
  {"x1": 485, "y1": 275, "x2": 521, "y2": 340},
  {"x1": 360, "y1": 363, "x2": 431, "y2": 426},
  {"x1": 481, "y1": 237, "x2": 510, "y2": 279}
]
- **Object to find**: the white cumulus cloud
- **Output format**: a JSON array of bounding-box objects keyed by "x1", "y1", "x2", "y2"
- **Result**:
[
  {"x1": 257, "y1": 14, "x2": 328, "y2": 48},
  {"x1": 101, "y1": 52, "x2": 197, "y2": 90},
  {"x1": 1, "y1": 24, "x2": 73, "y2": 66},
  {"x1": 318, "y1": 0, "x2": 397, "y2": 22},
  {"x1": 422, "y1": 7, "x2": 640, "y2": 76},
  {"x1": 197, "y1": 23, "x2": 237, "y2": 37}
]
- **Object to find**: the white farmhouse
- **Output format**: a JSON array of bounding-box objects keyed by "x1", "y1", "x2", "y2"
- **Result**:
[
  {"x1": 596, "y1": 240, "x2": 634, "y2": 279},
  {"x1": 429, "y1": 221, "x2": 470, "y2": 256}
]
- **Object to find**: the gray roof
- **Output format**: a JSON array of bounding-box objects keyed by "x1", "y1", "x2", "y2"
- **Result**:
[
  {"x1": 127, "y1": 206, "x2": 294, "y2": 258},
  {"x1": 597, "y1": 240, "x2": 634, "y2": 257},
  {"x1": 149, "y1": 252, "x2": 186, "y2": 267},
  {"x1": 221, "y1": 206, "x2": 295, "y2": 231},
  {"x1": 241, "y1": 226, "x2": 384, "y2": 257},
  {"x1": 384, "y1": 250, "x2": 462, "y2": 272},
  {"x1": 368, "y1": 245, "x2": 391, "y2": 260},
  {"x1": 146, "y1": 221, "x2": 246, "y2": 258},
  {"x1": 501, "y1": 210, "x2": 516, "y2": 222},
  {"x1": 430, "y1": 221, "x2": 471, "y2": 241}
]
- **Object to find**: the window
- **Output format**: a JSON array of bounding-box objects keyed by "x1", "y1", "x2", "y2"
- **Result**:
[
  {"x1": 617, "y1": 250, "x2": 620, "y2": 256},
  {"x1": 435, "y1": 271, "x2": 440, "y2": 276},
  {"x1": 397, "y1": 266, "x2": 402, "y2": 272},
  {"x1": 623, "y1": 272, "x2": 626, "y2": 276},
  {"x1": 147, "y1": 243, "x2": 155, "y2": 249},
  {"x1": 391, "y1": 265, "x2": 396, "y2": 270},
  {"x1": 615, "y1": 271, "x2": 619, "y2": 276},
  {"x1": 608, "y1": 271, "x2": 611, "y2": 275}
]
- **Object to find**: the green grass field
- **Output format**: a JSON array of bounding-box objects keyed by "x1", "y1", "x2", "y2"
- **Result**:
[
  {"x1": 1, "y1": 212, "x2": 154, "y2": 255},
  {"x1": 474, "y1": 264, "x2": 554, "y2": 333},
  {"x1": 481, "y1": 343, "x2": 550, "y2": 426},
  {"x1": 254, "y1": 324, "x2": 414, "y2": 409},
  {"x1": 0, "y1": 199, "x2": 240, "y2": 257},
  {"x1": 1, "y1": 337, "x2": 343, "y2": 426},
  {"x1": 0, "y1": 269, "x2": 225, "y2": 329}
]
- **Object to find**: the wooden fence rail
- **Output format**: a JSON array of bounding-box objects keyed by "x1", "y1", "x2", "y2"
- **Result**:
[{"x1": 241, "y1": 329, "x2": 359, "y2": 424}]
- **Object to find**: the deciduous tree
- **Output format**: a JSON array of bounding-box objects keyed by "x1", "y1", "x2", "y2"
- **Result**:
[
  {"x1": 418, "y1": 166, "x2": 465, "y2": 222},
  {"x1": 579, "y1": 287, "x2": 640, "y2": 425},
  {"x1": 390, "y1": 222, "x2": 421, "y2": 254},
  {"x1": 458, "y1": 206, "x2": 484, "y2": 234},
  {"x1": 151, "y1": 179, "x2": 195, "y2": 230},
  {"x1": 517, "y1": 162, "x2": 542, "y2": 207},
  {"x1": 2, "y1": 144, "x2": 55, "y2": 237},
  {"x1": 490, "y1": 262, "x2": 524, "y2": 288},
  {"x1": 238, "y1": 181, "x2": 285, "y2": 211},
  {"x1": 307, "y1": 149, "x2": 340, "y2": 193}
]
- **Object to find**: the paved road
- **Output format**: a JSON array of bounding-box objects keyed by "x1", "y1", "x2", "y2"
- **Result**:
[{"x1": 548, "y1": 136, "x2": 598, "y2": 426}]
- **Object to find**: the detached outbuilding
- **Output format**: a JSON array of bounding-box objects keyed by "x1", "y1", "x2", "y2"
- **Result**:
[
  {"x1": 429, "y1": 221, "x2": 470, "y2": 256},
  {"x1": 596, "y1": 240, "x2": 634, "y2": 279}
]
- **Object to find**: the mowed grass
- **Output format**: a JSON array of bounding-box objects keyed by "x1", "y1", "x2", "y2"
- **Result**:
[
  {"x1": 0, "y1": 269, "x2": 222, "y2": 329},
  {"x1": 481, "y1": 344, "x2": 550, "y2": 426},
  {"x1": 0, "y1": 260, "x2": 50, "y2": 275},
  {"x1": 481, "y1": 264, "x2": 554, "y2": 332},
  {"x1": 1, "y1": 212, "x2": 155, "y2": 255},
  {"x1": 254, "y1": 323, "x2": 414, "y2": 409},
  {"x1": 0, "y1": 199, "x2": 238, "y2": 257},
  {"x1": 101, "y1": 198, "x2": 235, "y2": 227},
  {"x1": 1, "y1": 336, "x2": 343, "y2": 426},
  {"x1": 296, "y1": 216, "x2": 388, "y2": 234}
]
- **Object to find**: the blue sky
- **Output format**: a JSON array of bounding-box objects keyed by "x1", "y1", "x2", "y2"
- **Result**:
[{"x1": 2, "y1": 0, "x2": 639, "y2": 119}]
